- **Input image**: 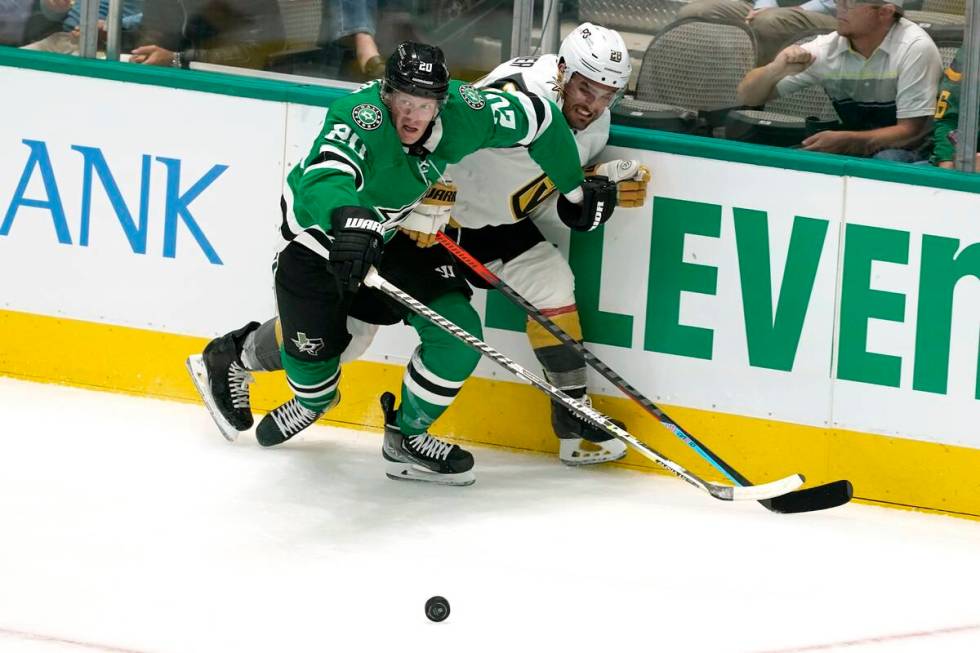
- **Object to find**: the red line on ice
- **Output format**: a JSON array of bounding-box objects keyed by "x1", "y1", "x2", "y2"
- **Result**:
[
  {"x1": 0, "y1": 626, "x2": 146, "y2": 653},
  {"x1": 752, "y1": 623, "x2": 980, "y2": 652}
]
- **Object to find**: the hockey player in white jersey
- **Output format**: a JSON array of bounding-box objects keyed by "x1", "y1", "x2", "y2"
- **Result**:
[{"x1": 400, "y1": 23, "x2": 652, "y2": 466}]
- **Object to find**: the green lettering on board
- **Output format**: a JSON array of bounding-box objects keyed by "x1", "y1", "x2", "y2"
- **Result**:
[
  {"x1": 569, "y1": 226, "x2": 633, "y2": 347},
  {"x1": 645, "y1": 197, "x2": 719, "y2": 359},
  {"x1": 837, "y1": 224, "x2": 909, "y2": 387},
  {"x1": 913, "y1": 235, "x2": 980, "y2": 399},
  {"x1": 734, "y1": 209, "x2": 828, "y2": 371},
  {"x1": 483, "y1": 227, "x2": 635, "y2": 347},
  {"x1": 484, "y1": 288, "x2": 526, "y2": 332}
]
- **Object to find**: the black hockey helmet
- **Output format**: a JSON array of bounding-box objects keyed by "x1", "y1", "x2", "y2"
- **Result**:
[{"x1": 382, "y1": 42, "x2": 450, "y2": 103}]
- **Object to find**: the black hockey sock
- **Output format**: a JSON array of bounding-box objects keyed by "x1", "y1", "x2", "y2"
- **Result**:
[{"x1": 533, "y1": 343, "x2": 587, "y2": 397}]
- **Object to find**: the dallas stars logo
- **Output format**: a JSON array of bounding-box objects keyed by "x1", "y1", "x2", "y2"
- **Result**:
[
  {"x1": 459, "y1": 84, "x2": 485, "y2": 110},
  {"x1": 352, "y1": 103, "x2": 383, "y2": 130},
  {"x1": 292, "y1": 332, "x2": 325, "y2": 356},
  {"x1": 377, "y1": 200, "x2": 421, "y2": 224}
]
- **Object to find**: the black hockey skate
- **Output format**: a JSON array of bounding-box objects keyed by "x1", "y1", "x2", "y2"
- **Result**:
[
  {"x1": 380, "y1": 392, "x2": 475, "y2": 486},
  {"x1": 255, "y1": 397, "x2": 325, "y2": 447},
  {"x1": 552, "y1": 395, "x2": 628, "y2": 466},
  {"x1": 185, "y1": 321, "x2": 260, "y2": 441}
]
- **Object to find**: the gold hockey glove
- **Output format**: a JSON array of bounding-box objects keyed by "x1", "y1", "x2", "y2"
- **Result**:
[
  {"x1": 587, "y1": 160, "x2": 651, "y2": 208},
  {"x1": 399, "y1": 181, "x2": 457, "y2": 248}
]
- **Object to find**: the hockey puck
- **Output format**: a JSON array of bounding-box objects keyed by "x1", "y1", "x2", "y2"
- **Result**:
[{"x1": 425, "y1": 596, "x2": 450, "y2": 622}]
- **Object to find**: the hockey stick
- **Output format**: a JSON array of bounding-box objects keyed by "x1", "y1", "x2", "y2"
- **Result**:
[
  {"x1": 362, "y1": 268, "x2": 804, "y2": 503},
  {"x1": 436, "y1": 231, "x2": 853, "y2": 514}
]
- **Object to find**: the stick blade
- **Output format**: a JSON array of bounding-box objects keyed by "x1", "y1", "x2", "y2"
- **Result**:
[
  {"x1": 727, "y1": 473, "x2": 805, "y2": 501},
  {"x1": 760, "y1": 480, "x2": 853, "y2": 514},
  {"x1": 710, "y1": 474, "x2": 805, "y2": 502}
]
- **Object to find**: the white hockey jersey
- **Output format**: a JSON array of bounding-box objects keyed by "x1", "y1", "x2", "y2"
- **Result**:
[{"x1": 446, "y1": 54, "x2": 611, "y2": 229}]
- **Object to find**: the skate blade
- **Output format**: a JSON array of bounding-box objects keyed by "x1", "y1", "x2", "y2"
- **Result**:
[
  {"x1": 384, "y1": 461, "x2": 475, "y2": 487},
  {"x1": 559, "y1": 439, "x2": 628, "y2": 467},
  {"x1": 185, "y1": 354, "x2": 240, "y2": 443}
]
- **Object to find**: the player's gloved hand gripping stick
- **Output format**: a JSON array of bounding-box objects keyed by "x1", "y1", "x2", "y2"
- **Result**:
[
  {"x1": 330, "y1": 207, "x2": 385, "y2": 292},
  {"x1": 362, "y1": 268, "x2": 805, "y2": 504},
  {"x1": 399, "y1": 181, "x2": 457, "y2": 248},
  {"x1": 434, "y1": 232, "x2": 853, "y2": 514}
]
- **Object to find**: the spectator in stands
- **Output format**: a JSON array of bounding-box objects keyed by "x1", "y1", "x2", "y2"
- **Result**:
[
  {"x1": 21, "y1": 0, "x2": 143, "y2": 54},
  {"x1": 736, "y1": 0, "x2": 941, "y2": 162},
  {"x1": 323, "y1": 0, "x2": 385, "y2": 79},
  {"x1": 930, "y1": 46, "x2": 980, "y2": 170},
  {"x1": 1, "y1": 0, "x2": 64, "y2": 46},
  {"x1": 677, "y1": 0, "x2": 837, "y2": 64},
  {"x1": 0, "y1": 0, "x2": 36, "y2": 45},
  {"x1": 130, "y1": 0, "x2": 284, "y2": 70}
]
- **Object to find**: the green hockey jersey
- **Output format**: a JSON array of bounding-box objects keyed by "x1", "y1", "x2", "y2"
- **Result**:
[
  {"x1": 282, "y1": 80, "x2": 585, "y2": 256},
  {"x1": 931, "y1": 47, "x2": 978, "y2": 164}
]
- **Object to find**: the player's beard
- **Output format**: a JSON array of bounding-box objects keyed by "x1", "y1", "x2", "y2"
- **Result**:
[{"x1": 564, "y1": 104, "x2": 596, "y2": 130}]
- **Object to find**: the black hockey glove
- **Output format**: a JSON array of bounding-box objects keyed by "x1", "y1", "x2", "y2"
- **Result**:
[
  {"x1": 329, "y1": 206, "x2": 385, "y2": 293},
  {"x1": 556, "y1": 175, "x2": 618, "y2": 232}
]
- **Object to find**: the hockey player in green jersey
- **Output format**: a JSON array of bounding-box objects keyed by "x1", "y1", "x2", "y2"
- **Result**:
[{"x1": 186, "y1": 42, "x2": 619, "y2": 486}]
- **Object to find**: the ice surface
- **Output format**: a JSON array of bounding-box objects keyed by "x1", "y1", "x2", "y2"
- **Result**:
[{"x1": 1, "y1": 377, "x2": 978, "y2": 653}]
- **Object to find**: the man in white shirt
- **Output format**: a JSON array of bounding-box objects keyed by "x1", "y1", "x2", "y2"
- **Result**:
[{"x1": 736, "y1": 0, "x2": 941, "y2": 161}]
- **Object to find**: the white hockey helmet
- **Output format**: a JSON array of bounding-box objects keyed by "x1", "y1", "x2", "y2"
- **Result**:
[{"x1": 558, "y1": 23, "x2": 632, "y2": 92}]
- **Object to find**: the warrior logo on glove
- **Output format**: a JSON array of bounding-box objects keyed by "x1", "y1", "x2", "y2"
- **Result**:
[
  {"x1": 399, "y1": 181, "x2": 457, "y2": 247},
  {"x1": 329, "y1": 206, "x2": 386, "y2": 292}
]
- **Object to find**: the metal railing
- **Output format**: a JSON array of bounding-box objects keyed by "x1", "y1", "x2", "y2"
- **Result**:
[
  {"x1": 77, "y1": 0, "x2": 101, "y2": 59},
  {"x1": 956, "y1": 0, "x2": 979, "y2": 171}
]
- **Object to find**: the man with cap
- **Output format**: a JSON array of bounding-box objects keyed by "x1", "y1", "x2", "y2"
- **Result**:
[{"x1": 736, "y1": 0, "x2": 942, "y2": 161}]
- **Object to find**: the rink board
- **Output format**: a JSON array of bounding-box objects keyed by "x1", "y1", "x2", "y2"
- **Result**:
[{"x1": 0, "y1": 50, "x2": 979, "y2": 517}]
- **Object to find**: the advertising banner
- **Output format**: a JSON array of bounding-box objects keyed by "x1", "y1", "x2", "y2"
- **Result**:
[
  {"x1": 0, "y1": 69, "x2": 285, "y2": 335},
  {"x1": 2, "y1": 70, "x2": 977, "y2": 451}
]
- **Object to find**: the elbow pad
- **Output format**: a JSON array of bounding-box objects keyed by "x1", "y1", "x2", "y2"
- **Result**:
[{"x1": 557, "y1": 176, "x2": 618, "y2": 232}]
